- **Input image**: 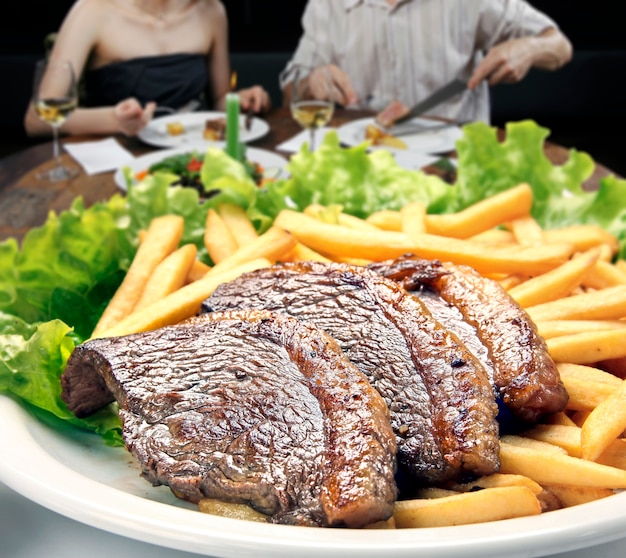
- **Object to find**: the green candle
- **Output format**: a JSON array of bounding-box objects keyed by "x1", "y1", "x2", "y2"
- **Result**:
[{"x1": 226, "y1": 93, "x2": 240, "y2": 160}]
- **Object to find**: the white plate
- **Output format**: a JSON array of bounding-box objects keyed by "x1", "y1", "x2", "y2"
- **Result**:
[
  {"x1": 138, "y1": 111, "x2": 270, "y2": 148},
  {"x1": 114, "y1": 146, "x2": 289, "y2": 191},
  {"x1": 336, "y1": 117, "x2": 464, "y2": 154},
  {"x1": 1, "y1": 395, "x2": 626, "y2": 557}
]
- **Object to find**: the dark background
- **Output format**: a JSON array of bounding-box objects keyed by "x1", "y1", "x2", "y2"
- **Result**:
[{"x1": 1, "y1": 1, "x2": 625, "y2": 175}]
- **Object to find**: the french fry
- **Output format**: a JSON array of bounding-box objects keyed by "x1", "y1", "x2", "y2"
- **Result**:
[
  {"x1": 424, "y1": 183, "x2": 533, "y2": 239},
  {"x1": 92, "y1": 214, "x2": 184, "y2": 336},
  {"x1": 525, "y1": 284, "x2": 626, "y2": 322},
  {"x1": 378, "y1": 136, "x2": 408, "y2": 150},
  {"x1": 198, "y1": 498, "x2": 268, "y2": 522},
  {"x1": 274, "y1": 209, "x2": 573, "y2": 276},
  {"x1": 597, "y1": 243, "x2": 616, "y2": 262},
  {"x1": 557, "y1": 363, "x2": 620, "y2": 411},
  {"x1": 204, "y1": 208, "x2": 238, "y2": 263},
  {"x1": 400, "y1": 201, "x2": 427, "y2": 237},
  {"x1": 500, "y1": 434, "x2": 568, "y2": 455},
  {"x1": 364, "y1": 517, "x2": 396, "y2": 529},
  {"x1": 186, "y1": 259, "x2": 212, "y2": 282},
  {"x1": 522, "y1": 424, "x2": 582, "y2": 457},
  {"x1": 507, "y1": 215, "x2": 544, "y2": 246},
  {"x1": 94, "y1": 258, "x2": 271, "y2": 338},
  {"x1": 582, "y1": 258, "x2": 626, "y2": 290},
  {"x1": 283, "y1": 242, "x2": 331, "y2": 263},
  {"x1": 545, "y1": 412, "x2": 578, "y2": 427},
  {"x1": 543, "y1": 225, "x2": 619, "y2": 254},
  {"x1": 563, "y1": 378, "x2": 619, "y2": 411},
  {"x1": 365, "y1": 209, "x2": 402, "y2": 231},
  {"x1": 217, "y1": 203, "x2": 258, "y2": 246},
  {"x1": 536, "y1": 319, "x2": 626, "y2": 340},
  {"x1": 210, "y1": 226, "x2": 297, "y2": 274},
  {"x1": 596, "y1": 438, "x2": 626, "y2": 470},
  {"x1": 413, "y1": 487, "x2": 459, "y2": 499},
  {"x1": 134, "y1": 244, "x2": 198, "y2": 310},
  {"x1": 557, "y1": 362, "x2": 624, "y2": 387},
  {"x1": 547, "y1": 485, "x2": 614, "y2": 507},
  {"x1": 507, "y1": 248, "x2": 600, "y2": 308},
  {"x1": 336, "y1": 212, "x2": 382, "y2": 231},
  {"x1": 365, "y1": 124, "x2": 408, "y2": 149},
  {"x1": 469, "y1": 229, "x2": 516, "y2": 245},
  {"x1": 450, "y1": 473, "x2": 543, "y2": 495},
  {"x1": 581, "y1": 379, "x2": 626, "y2": 461},
  {"x1": 393, "y1": 486, "x2": 541, "y2": 528},
  {"x1": 496, "y1": 274, "x2": 526, "y2": 290},
  {"x1": 547, "y1": 329, "x2": 626, "y2": 364},
  {"x1": 305, "y1": 204, "x2": 380, "y2": 231},
  {"x1": 498, "y1": 441, "x2": 626, "y2": 488}
]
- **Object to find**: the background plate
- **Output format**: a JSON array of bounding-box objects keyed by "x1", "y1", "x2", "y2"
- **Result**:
[
  {"x1": 138, "y1": 111, "x2": 270, "y2": 149},
  {"x1": 1, "y1": 396, "x2": 626, "y2": 558},
  {"x1": 336, "y1": 117, "x2": 464, "y2": 154},
  {"x1": 114, "y1": 146, "x2": 289, "y2": 191}
]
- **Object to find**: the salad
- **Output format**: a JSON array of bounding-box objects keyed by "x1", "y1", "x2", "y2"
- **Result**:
[
  {"x1": 130, "y1": 147, "x2": 270, "y2": 194},
  {"x1": 2, "y1": 120, "x2": 626, "y2": 446}
]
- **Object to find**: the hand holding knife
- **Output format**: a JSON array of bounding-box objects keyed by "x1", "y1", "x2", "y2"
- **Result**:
[{"x1": 376, "y1": 78, "x2": 467, "y2": 131}]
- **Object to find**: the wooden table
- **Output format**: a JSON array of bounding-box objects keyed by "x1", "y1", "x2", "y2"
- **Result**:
[{"x1": 0, "y1": 107, "x2": 617, "y2": 243}]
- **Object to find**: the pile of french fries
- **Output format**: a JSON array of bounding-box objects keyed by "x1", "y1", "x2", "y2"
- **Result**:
[{"x1": 93, "y1": 183, "x2": 626, "y2": 529}]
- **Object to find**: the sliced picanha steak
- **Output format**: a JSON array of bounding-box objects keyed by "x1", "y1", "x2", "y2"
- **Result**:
[
  {"x1": 203, "y1": 261, "x2": 500, "y2": 486},
  {"x1": 61, "y1": 309, "x2": 398, "y2": 528},
  {"x1": 369, "y1": 255, "x2": 569, "y2": 423}
]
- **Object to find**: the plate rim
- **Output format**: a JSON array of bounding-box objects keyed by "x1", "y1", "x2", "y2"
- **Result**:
[
  {"x1": 1, "y1": 395, "x2": 626, "y2": 558},
  {"x1": 138, "y1": 111, "x2": 270, "y2": 149},
  {"x1": 336, "y1": 117, "x2": 463, "y2": 154}
]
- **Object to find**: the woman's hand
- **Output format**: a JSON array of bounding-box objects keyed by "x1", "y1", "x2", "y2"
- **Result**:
[
  {"x1": 238, "y1": 86, "x2": 271, "y2": 114},
  {"x1": 114, "y1": 98, "x2": 156, "y2": 136}
]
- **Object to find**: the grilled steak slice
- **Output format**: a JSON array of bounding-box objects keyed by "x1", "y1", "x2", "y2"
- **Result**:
[
  {"x1": 61, "y1": 309, "x2": 397, "y2": 528},
  {"x1": 203, "y1": 261, "x2": 500, "y2": 485},
  {"x1": 370, "y1": 256, "x2": 569, "y2": 423}
]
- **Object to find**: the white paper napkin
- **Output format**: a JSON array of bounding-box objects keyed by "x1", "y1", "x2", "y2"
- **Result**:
[
  {"x1": 63, "y1": 137, "x2": 135, "y2": 175},
  {"x1": 275, "y1": 127, "x2": 334, "y2": 153}
]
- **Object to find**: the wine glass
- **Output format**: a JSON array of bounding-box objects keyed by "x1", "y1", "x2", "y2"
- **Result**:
[
  {"x1": 289, "y1": 65, "x2": 335, "y2": 152},
  {"x1": 32, "y1": 59, "x2": 79, "y2": 181}
]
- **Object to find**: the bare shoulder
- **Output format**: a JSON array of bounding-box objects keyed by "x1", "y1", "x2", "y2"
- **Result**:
[
  {"x1": 54, "y1": 0, "x2": 111, "y2": 49},
  {"x1": 63, "y1": 0, "x2": 111, "y2": 23},
  {"x1": 197, "y1": 0, "x2": 227, "y2": 24}
]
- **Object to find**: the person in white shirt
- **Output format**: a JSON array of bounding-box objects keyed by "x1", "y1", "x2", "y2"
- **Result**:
[{"x1": 280, "y1": 0, "x2": 572, "y2": 123}]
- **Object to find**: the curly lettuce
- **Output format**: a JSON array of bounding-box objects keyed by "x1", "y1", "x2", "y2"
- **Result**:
[{"x1": 0, "y1": 312, "x2": 123, "y2": 445}]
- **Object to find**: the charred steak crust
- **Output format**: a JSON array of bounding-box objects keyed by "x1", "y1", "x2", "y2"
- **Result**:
[
  {"x1": 204, "y1": 261, "x2": 500, "y2": 485},
  {"x1": 370, "y1": 256, "x2": 569, "y2": 423},
  {"x1": 61, "y1": 309, "x2": 397, "y2": 528}
]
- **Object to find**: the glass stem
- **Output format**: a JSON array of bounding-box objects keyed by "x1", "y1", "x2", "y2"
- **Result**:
[
  {"x1": 52, "y1": 125, "x2": 62, "y2": 165},
  {"x1": 310, "y1": 129, "x2": 316, "y2": 152}
]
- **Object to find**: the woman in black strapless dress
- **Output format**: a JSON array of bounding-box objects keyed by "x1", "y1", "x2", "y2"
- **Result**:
[{"x1": 24, "y1": 0, "x2": 271, "y2": 138}]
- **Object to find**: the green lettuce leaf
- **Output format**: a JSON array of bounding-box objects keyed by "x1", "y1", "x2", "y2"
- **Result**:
[
  {"x1": 0, "y1": 312, "x2": 123, "y2": 445},
  {"x1": 0, "y1": 196, "x2": 129, "y2": 339},
  {"x1": 253, "y1": 131, "x2": 451, "y2": 223},
  {"x1": 454, "y1": 120, "x2": 596, "y2": 212}
]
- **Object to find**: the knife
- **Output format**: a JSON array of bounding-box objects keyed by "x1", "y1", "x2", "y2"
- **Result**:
[{"x1": 382, "y1": 78, "x2": 467, "y2": 129}]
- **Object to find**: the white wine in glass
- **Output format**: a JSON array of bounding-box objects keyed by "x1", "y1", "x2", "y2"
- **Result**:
[
  {"x1": 290, "y1": 65, "x2": 334, "y2": 151},
  {"x1": 32, "y1": 59, "x2": 79, "y2": 182}
]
